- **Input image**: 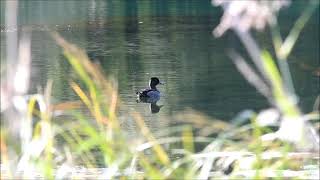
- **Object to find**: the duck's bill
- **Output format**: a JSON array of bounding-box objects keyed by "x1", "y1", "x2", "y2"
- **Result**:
[{"x1": 159, "y1": 82, "x2": 165, "y2": 85}]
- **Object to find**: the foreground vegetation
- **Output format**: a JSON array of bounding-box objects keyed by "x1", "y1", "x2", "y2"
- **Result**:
[{"x1": 1, "y1": 0, "x2": 319, "y2": 179}]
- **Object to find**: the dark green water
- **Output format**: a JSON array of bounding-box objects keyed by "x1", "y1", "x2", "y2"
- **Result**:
[{"x1": 1, "y1": 1, "x2": 319, "y2": 131}]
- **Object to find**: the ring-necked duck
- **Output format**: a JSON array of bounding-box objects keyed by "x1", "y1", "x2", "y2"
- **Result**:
[{"x1": 136, "y1": 77, "x2": 164, "y2": 100}]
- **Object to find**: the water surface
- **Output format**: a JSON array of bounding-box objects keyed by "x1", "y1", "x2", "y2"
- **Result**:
[{"x1": 1, "y1": 0, "x2": 319, "y2": 134}]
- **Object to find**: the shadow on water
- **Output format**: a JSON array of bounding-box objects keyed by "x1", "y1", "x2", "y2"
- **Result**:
[{"x1": 137, "y1": 97, "x2": 164, "y2": 114}]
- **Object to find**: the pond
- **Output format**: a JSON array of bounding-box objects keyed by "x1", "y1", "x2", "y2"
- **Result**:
[{"x1": 1, "y1": 0, "x2": 319, "y2": 135}]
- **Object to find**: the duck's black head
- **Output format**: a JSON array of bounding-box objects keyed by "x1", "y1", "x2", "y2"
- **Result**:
[{"x1": 149, "y1": 77, "x2": 163, "y2": 89}]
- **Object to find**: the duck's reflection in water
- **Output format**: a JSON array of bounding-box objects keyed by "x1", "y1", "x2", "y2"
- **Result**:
[{"x1": 136, "y1": 96, "x2": 163, "y2": 114}]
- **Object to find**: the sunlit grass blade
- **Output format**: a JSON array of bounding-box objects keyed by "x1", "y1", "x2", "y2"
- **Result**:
[
  {"x1": 58, "y1": 128, "x2": 94, "y2": 168},
  {"x1": 138, "y1": 153, "x2": 164, "y2": 179},
  {"x1": 261, "y1": 51, "x2": 299, "y2": 116},
  {"x1": 108, "y1": 89, "x2": 119, "y2": 128},
  {"x1": 70, "y1": 82, "x2": 91, "y2": 108},
  {"x1": 70, "y1": 81, "x2": 107, "y2": 125},
  {"x1": 68, "y1": 128, "x2": 96, "y2": 167},
  {"x1": 132, "y1": 112, "x2": 170, "y2": 166},
  {"x1": 182, "y1": 126, "x2": 194, "y2": 153}
]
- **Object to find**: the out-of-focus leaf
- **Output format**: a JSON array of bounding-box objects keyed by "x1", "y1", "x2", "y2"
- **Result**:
[
  {"x1": 261, "y1": 51, "x2": 299, "y2": 116},
  {"x1": 182, "y1": 126, "x2": 194, "y2": 153},
  {"x1": 132, "y1": 112, "x2": 170, "y2": 166},
  {"x1": 278, "y1": 1, "x2": 319, "y2": 59},
  {"x1": 70, "y1": 82, "x2": 92, "y2": 110},
  {"x1": 138, "y1": 153, "x2": 164, "y2": 179},
  {"x1": 51, "y1": 101, "x2": 82, "y2": 111}
]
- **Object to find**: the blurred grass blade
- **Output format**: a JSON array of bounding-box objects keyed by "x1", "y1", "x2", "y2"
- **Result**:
[
  {"x1": 51, "y1": 100, "x2": 82, "y2": 111},
  {"x1": 0, "y1": 130, "x2": 12, "y2": 179},
  {"x1": 279, "y1": 1, "x2": 319, "y2": 59},
  {"x1": 182, "y1": 126, "x2": 194, "y2": 153},
  {"x1": 51, "y1": 32, "x2": 96, "y2": 90},
  {"x1": 261, "y1": 51, "x2": 299, "y2": 116},
  {"x1": 198, "y1": 157, "x2": 214, "y2": 180},
  {"x1": 138, "y1": 153, "x2": 164, "y2": 179},
  {"x1": 132, "y1": 112, "x2": 170, "y2": 166},
  {"x1": 228, "y1": 50, "x2": 273, "y2": 104},
  {"x1": 70, "y1": 82, "x2": 91, "y2": 108},
  {"x1": 261, "y1": 51, "x2": 283, "y2": 91}
]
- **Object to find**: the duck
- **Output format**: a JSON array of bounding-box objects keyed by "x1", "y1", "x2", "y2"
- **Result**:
[{"x1": 136, "y1": 77, "x2": 164, "y2": 101}]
